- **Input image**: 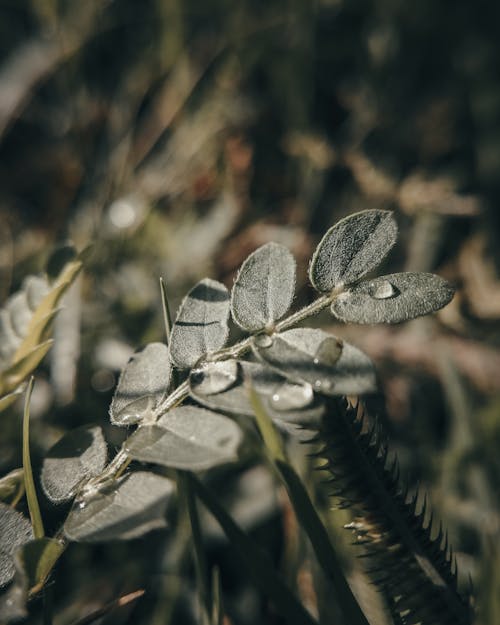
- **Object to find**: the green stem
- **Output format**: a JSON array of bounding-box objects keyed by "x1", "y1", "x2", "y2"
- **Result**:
[{"x1": 23, "y1": 377, "x2": 45, "y2": 539}]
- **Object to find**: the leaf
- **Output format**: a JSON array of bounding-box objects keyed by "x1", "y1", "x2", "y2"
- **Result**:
[
  {"x1": 64, "y1": 471, "x2": 174, "y2": 542},
  {"x1": 0, "y1": 469, "x2": 24, "y2": 502},
  {"x1": 125, "y1": 405, "x2": 242, "y2": 471},
  {"x1": 231, "y1": 242, "x2": 296, "y2": 332},
  {"x1": 330, "y1": 272, "x2": 455, "y2": 324},
  {"x1": 41, "y1": 425, "x2": 108, "y2": 503},
  {"x1": 1, "y1": 340, "x2": 53, "y2": 396},
  {"x1": 13, "y1": 252, "x2": 82, "y2": 363},
  {"x1": 19, "y1": 538, "x2": 65, "y2": 595},
  {"x1": 188, "y1": 474, "x2": 318, "y2": 625},
  {"x1": 0, "y1": 559, "x2": 28, "y2": 622},
  {"x1": 189, "y1": 360, "x2": 326, "y2": 427},
  {"x1": 309, "y1": 209, "x2": 398, "y2": 292},
  {"x1": 169, "y1": 278, "x2": 230, "y2": 369},
  {"x1": 253, "y1": 328, "x2": 376, "y2": 396},
  {"x1": 110, "y1": 342, "x2": 171, "y2": 426},
  {"x1": 0, "y1": 503, "x2": 33, "y2": 587},
  {"x1": 0, "y1": 385, "x2": 25, "y2": 414}
]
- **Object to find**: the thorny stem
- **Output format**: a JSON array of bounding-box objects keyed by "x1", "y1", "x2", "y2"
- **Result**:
[{"x1": 87, "y1": 290, "x2": 338, "y2": 486}]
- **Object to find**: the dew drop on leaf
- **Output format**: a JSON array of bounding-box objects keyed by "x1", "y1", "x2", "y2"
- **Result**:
[
  {"x1": 253, "y1": 334, "x2": 274, "y2": 348},
  {"x1": 312, "y1": 336, "x2": 343, "y2": 366},
  {"x1": 189, "y1": 360, "x2": 239, "y2": 395},
  {"x1": 270, "y1": 381, "x2": 314, "y2": 411},
  {"x1": 370, "y1": 280, "x2": 397, "y2": 299}
]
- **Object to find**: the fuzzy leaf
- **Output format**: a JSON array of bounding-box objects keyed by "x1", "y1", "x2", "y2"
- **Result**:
[
  {"x1": 169, "y1": 279, "x2": 230, "y2": 369},
  {"x1": 189, "y1": 360, "x2": 326, "y2": 426},
  {"x1": 253, "y1": 328, "x2": 376, "y2": 396},
  {"x1": 110, "y1": 342, "x2": 170, "y2": 426},
  {"x1": 0, "y1": 503, "x2": 33, "y2": 587},
  {"x1": 231, "y1": 242, "x2": 296, "y2": 332},
  {"x1": 64, "y1": 472, "x2": 174, "y2": 542},
  {"x1": 125, "y1": 405, "x2": 242, "y2": 471},
  {"x1": 309, "y1": 209, "x2": 398, "y2": 292},
  {"x1": 330, "y1": 272, "x2": 455, "y2": 324},
  {"x1": 41, "y1": 425, "x2": 107, "y2": 503}
]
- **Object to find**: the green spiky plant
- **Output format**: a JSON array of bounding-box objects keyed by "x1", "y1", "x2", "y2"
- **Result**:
[{"x1": 0, "y1": 210, "x2": 473, "y2": 625}]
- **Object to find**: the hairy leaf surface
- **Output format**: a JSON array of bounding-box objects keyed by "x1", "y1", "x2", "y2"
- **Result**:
[
  {"x1": 125, "y1": 405, "x2": 242, "y2": 471},
  {"x1": 64, "y1": 472, "x2": 174, "y2": 542},
  {"x1": 309, "y1": 209, "x2": 397, "y2": 292},
  {"x1": 190, "y1": 360, "x2": 326, "y2": 426},
  {"x1": 231, "y1": 242, "x2": 296, "y2": 332},
  {"x1": 169, "y1": 278, "x2": 230, "y2": 369},
  {"x1": 331, "y1": 272, "x2": 455, "y2": 324},
  {"x1": 0, "y1": 503, "x2": 33, "y2": 587},
  {"x1": 41, "y1": 425, "x2": 107, "y2": 503},
  {"x1": 253, "y1": 328, "x2": 376, "y2": 395},
  {"x1": 110, "y1": 342, "x2": 170, "y2": 426}
]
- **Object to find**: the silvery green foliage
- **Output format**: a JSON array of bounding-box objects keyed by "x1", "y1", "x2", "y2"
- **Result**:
[
  {"x1": 169, "y1": 278, "x2": 230, "y2": 369},
  {"x1": 110, "y1": 342, "x2": 171, "y2": 426},
  {"x1": 231, "y1": 242, "x2": 296, "y2": 332},
  {"x1": 309, "y1": 210, "x2": 398, "y2": 292},
  {"x1": 189, "y1": 360, "x2": 326, "y2": 426},
  {"x1": 0, "y1": 276, "x2": 49, "y2": 368},
  {"x1": 41, "y1": 425, "x2": 107, "y2": 503},
  {"x1": 125, "y1": 405, "x2": 242, "y2": 471},
  {"x1": 0, "y1": 504, "x2": 33, "y2": 587},
  {"x1": 331, "y1": 272, "x2": 455, "y2": 324},
  {"x1": 253, "y1": 328, "x2": 377, "y2": 396},
  {"x1": 64, "y1": 472, "x2": 174, "y2": 542}
]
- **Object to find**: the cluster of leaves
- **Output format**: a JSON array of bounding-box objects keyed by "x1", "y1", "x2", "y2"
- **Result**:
[
  {"x1": 0, "y1": 210, "x2": 464, "y2": 624},
  {"x1": 0, "y1": 248, "x2": 84, "y2": 412}
]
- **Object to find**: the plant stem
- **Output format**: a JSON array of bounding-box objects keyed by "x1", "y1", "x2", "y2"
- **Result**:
[{"x1": 23, "y1": 377, "x2": 45, "y2": 539}]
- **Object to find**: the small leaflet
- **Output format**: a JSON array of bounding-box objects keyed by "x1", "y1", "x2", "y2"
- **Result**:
[
  {"x1": 169, "y1": 278, "x2": 230, "y2": 369},
  {"x1": 309, "y1": 209, "x2": 398, "y2": 292},
  {"x1": 330, "y1": 272, "x2": 455, "y2": 324},
  {"x1": 64, "y1": 472, "x2": 174, "y2": 542},
  {"x1": 231, "y1": 242, "x2": 296, "y2": 332},
  {"x1": 253, "y1": 328, "x2": 376, "y2": 396},
  {"x1": 125, "y1": 405, "x2": 242, "y2": 471},
  {"x1": 190, "y1": 360, "x2": 326, "y2": 426},
  {"x1": 0, "y1": 503, "x2": 33, "y2": 587},
  {"x1": 110, "y1": 342, "x2": 171, "y2": 426},
  {"x1": 41, "y1": 425, "x2": 108, "y2": 503}
]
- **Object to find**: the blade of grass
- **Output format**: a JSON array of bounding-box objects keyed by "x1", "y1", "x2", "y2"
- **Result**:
[
  {"x1": 22, "y1": 377, "x2": 44, "y2": 539},
  {"x1": 178, "y1": 471, "x2": 212, "y2": 621},
  {"x1": 188, "y1": 473, "x2": 318, "y2": 625},
  {"x1": 160, "y1": 276, "x2": 173, "y2": 344},
  {"x1": 250, "y1": 390, "x2": 370, "y2": 625}
]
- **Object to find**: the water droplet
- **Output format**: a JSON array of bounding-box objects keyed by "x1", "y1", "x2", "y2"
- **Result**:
[
  {"x1": 190, "y1": 360, "x2": 239, "y2": 395},
  {"x1": 371, "y1": 280, "x2": 397, "y2": 299},
  {"x1": 253, "y1": 333, "x2": 274, "y2": 348},
  {"x1": 313, "y1": 336, "x2": 343, "y2": 367},
  {"x1": 270, "y1": 382, "x2": 314, "y2": 411},
  {"x1": 78, "y1": 501, "x2": 86, "y2": 509}
]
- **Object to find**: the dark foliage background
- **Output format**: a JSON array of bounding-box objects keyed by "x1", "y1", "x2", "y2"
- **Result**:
[{"x1": 1, "y1": 0, "x2": 500, "y2": 623}]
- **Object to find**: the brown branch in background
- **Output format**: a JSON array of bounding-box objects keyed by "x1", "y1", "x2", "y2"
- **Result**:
[{"x1": 68, "y1": 589, "x2": 145, "y2": 625}]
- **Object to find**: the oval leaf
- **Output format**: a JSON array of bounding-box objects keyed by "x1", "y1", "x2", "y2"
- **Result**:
[
  {"x1": 231, "y1": 242, "x2": 296, "y2": 332},
  {"x1": 64, "y1": 472, "x2": 174, "y2": 542},
  {"x1": 0, "y1": 503, "x2": 33, "y2": 587},
  {"x1": 41, "y1": 425, "x2": 107, "y2": 503},
  {"x1": 190, "y1": 360, "x2": 326, "y2": 427},
  {"x1": 309, "y1": 209, "x2": 398, "y2": 292},
  {"x1": 125, "y1": 405, "x2": 242, "y2": 471},
  {"x1": 253, "y1": 328, "x2": 376, "y2": 396},
  {"x1": 330, "y1": 272, "x2": 455, "y2": 324},
  {"x1": 169, "y1": 279, "x2": 230, "y2": 369},
  {"x1": 110, "y1": 342, "x2": 171, "y2": 426}
]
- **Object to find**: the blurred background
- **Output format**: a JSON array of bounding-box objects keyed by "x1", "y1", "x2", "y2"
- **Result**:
[{"x1": 1, "y1": 0, "x2": 500, "y2": 623}]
